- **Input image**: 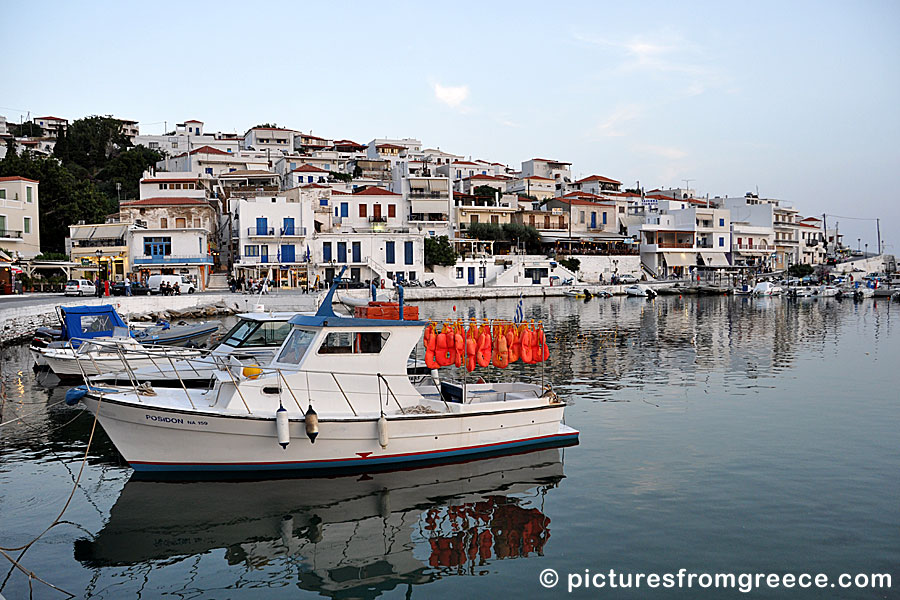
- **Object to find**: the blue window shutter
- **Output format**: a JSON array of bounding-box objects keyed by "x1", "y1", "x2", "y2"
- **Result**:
[
  {"x1": 602, "y1": 212, "x2": 607, "y2": 225},
  {"x1": 386, "y1": 241, "x2": 395, "y2": 264},
  {"x1": 337, "y1": 242, "x2": 347, "y2": 263},
  {"x1": 340, "y1": 203, "x2": 348, "y2": 218},
  {"x1": 322, "y1": 242, "x2": 332, "y2": 261},
  {"x1": 404, "y1": 241, "x2": 413, "y2": 265}
]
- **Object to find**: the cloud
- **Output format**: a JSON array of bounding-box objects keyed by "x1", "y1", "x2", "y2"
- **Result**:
[
  {"x1": 634, "y1": 144, "x2": 688, "y2": 160},
  {"x1": 596, "y1": 104, "x2": 642, "y2": 137},
  {"x1": 433, "y1": 83, "x2": 469, "y2": 109}
]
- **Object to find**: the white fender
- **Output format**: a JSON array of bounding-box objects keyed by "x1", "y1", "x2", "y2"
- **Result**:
[
  {"x1": 377, "y1": 415, "x2": 389, "y2": 448},
  {"x1": 276, "y1": 406, "x2": 290, "y2": 449}
]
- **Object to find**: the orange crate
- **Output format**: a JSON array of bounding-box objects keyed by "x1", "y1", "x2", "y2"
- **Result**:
[{"x1": 354, "y1": 304, "x2": 419, "y2": 320}]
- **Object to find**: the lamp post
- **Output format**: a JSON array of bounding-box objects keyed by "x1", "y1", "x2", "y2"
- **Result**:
[
  {"x1": 95, "y1": 249, "x2": 103, "y2": 280},
  {"x1": 865, "y1": 243, "x2": 868, "y2": 258},
  {"x1": 480, "y1": 258, "x2": 486, "y2": 288},
  {"x1": 858, "y1": 238, "x2": 861, "y2": 254}
]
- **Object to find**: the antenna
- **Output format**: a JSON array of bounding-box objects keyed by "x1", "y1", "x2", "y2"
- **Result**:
[{"x1": 682, "y1": 179, "x2": 694, "y2": 193}]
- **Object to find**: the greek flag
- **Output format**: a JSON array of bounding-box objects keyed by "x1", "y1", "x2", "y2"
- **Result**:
[{"x1": 514, "y1": 294, "x2": 524, "y2": 324}]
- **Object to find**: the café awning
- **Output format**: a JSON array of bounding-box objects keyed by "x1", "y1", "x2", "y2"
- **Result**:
[
  {"x1": 701, "y1": 253, "x2": 730, "y2": 267},
  {"x1": 661, "y1": 252, "x2": 697, "y2": 267}
]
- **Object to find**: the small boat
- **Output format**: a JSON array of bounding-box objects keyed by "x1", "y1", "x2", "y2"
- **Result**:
[
  {"x1": 787, "y1": 286, "x2": 816, "y2": 297},
  {"x1": 72, "y1": 271, "x2": 577, "y2": 474},
  {"x1": 733, "y1": 283, "x2": 753, "y2": 295},
  {"x1": 91, "y1": 310, "x2": 300, "y2": 388},
  {"x1": 42, "y1": 336, "x2": 202, "y2": 378},
  {"x1": 563, "y1": 289, "x2": 592, "y2": 298},
  {"x1": 32, "y1": 305, "x2": 219, "y2": 367},
  {"x1": 817, "y1": 285, "x2": 840, "y2": 297},
  {"x1": 624, "y1": 284, "x2": 658, "y2": 298},
  {"x1": 752, "y1": 282, "x2": 783, "y2": 296}
]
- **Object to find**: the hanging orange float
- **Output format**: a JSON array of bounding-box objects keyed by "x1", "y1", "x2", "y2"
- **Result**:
[{"x1": 424, "y1": 323, "x2": 440, "y2": 369}]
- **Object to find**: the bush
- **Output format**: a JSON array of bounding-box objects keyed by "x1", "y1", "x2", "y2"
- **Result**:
[
  {"x1": 788, "y1": 263, "x2": 814, "y2": 277},
  {"x1": 560, "y1": 257, "x2": 580, "y2": 273},
  {"x1": 424, "y1": 236, "x2": 457, "y2": 267}
]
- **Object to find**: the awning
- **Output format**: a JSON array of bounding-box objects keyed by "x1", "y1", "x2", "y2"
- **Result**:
[
  {"x1": 661, "y1": 252, "x2": 697, "y2": 267},
  {"x1": 70, "y1": 225, "x2": 129, "y2": 240},
  {"x1": 701, "y1": 253, "x2": 730, "y2": 267}
]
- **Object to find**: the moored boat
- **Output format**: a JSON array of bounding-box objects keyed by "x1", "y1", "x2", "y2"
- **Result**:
[
  {"x1": 72, "y1": 275, "x2": 577, "y2": 474},
  {"x1": 624, "y1": 284, "x2": 657, "y2": 298},
  {"x1": 42, "y1": 337, "x2": 202, "y2": 377}
]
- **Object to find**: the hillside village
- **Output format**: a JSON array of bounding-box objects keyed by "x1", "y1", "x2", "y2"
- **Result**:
[{"x1": 0, "y1": 114, "x2": 849, "y2": 292}]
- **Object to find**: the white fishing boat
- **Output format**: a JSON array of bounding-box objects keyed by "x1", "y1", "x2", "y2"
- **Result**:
[
  {"x1": 817, "y1": 285, "x2": 840, "y2": 297},
  {"x1": 71, "y1": 277, "x2": 577, "y2": 474},
  {"x1": 752, "y1": 282, "x2": 783, "y2": 296},
  {"x1": 624, "y1": 284, "x2": 657, "y2": 298},
  {"x1": 91, "y1": 310, "x2": 298, "y2": 388},
  {"x1": 733, "y1": 283, "x2": 753, "y2": 295},
  {"x1": 42, "y1": 336, "x2": 202, "y2": 377}
]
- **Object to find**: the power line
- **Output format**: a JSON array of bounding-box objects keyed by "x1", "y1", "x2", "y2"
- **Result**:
[{"x1": 823, "y1": 213, "x2": 879, "y2": 221}]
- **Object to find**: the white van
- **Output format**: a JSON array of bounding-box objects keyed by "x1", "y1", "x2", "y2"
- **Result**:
[
  {"x1": 64, "y1": 279, "x2": 97, "y2": 296},
  {"x1": 148, "y1": 275, "x2": 196, "y2": 294}
]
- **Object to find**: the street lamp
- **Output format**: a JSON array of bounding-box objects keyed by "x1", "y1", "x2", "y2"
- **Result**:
[
  {"x1": 480, "y1": 258, "x2": 486, "y2": 288},
  {"x1": 858, "y1": 238, "x2": 861, "y2": 254},
  {"x1": 865, "y1": 243, "x2": 868, "y2": 257},
  {"x1": 95, "y1": 249, "x2": 103, "y2": 280}
]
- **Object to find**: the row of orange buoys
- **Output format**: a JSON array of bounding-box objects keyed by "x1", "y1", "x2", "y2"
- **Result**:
[{"x1": 423, "y1": 320, "x2": 550, "y2": 371}]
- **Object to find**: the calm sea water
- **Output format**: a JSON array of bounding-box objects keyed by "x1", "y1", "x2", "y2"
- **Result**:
[{"x1": 0, "y1": 295, "x2": 897, "y2": 599}]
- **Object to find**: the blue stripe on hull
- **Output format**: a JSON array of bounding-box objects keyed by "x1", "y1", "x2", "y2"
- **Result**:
[{"x1": 129, "y1": 431, "x2": 579, "y2": 474}]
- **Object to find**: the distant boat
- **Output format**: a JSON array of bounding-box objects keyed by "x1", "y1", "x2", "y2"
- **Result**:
[
  {"x1": 625, "y1": 284, "x2": 657, "y2": 298},
  {"x1": 752, "y1": 282, "x2": 783, "y2": 296}
]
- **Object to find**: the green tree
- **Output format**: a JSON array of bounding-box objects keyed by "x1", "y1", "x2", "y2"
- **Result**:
[
  {"x1": 328, "y1": 171, "x2": 352, "y2": 183},
  {"x1": 10, "y1": 122, "x2": 44, "y2": 137},
  {"x1": 466, "y1": 222, "x2": 506, "y2": 241},
  {"x1": 96, "y1": 145, "x2": 162, "y2": 201},
  {"x1": 560, "y1": 257, "x2": 580, "y2": 273},
  {"x1": 53, "y1": 115, "x2": 131, "y2": 180},
  {"x1": 424, "y1": 235, "x2": 457, "y2": 267},
  {"x1": 473, "y1": 185, "x2": 499, "y2": 199},
  {"x1": 788, "y1": 263, "x2": 814, "y2": 277},
  {"x1": 502, "y1": 223, "x2": 542, "y2": 253}
]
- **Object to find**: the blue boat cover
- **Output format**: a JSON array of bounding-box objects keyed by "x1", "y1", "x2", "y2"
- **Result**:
[{"x1": 60, "y1": 305, "x2": 129, "y2": 345}]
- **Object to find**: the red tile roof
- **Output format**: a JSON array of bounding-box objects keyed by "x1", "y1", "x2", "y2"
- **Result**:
[
  {"x1": 184, "y1": 119, "x2": 203, "y2": 123},
  {"x1": 301, "y1": 183, "x2": 330, "y2": 189},
  {"x1": 797, "y1": 222, "x2": 820, "y2": 228},
  {"x1": 561, "y1": 191, "x2": 606, "y2": 200},
  {"x1": 121, "y1": 197, "x2": 208, "y2": 206},
  {"x1": 576, "y1": 174, "x2": 621, "y2": 185},
  {"x1": 353, "y1": 186, "x2": 399, "y2": 196},
  {"x1": 0, "y1": 176, "x2": 39, "y2": 183},
  {"x1": 376, "y1": 143, "x2": 406, "y2": 149},
  {"x1": 467, "y1": 174, "x2": 503, "y2": 181},
  {"x1": 35, "y1": 116, "x2": 66, "y2": 121},
  {"x1": 523, "y1": 175, "x2": 554, "y2": 181},
  {"x1": 554, "y1": 197, "x2": 614, "y2": 207},
  {"x1": 292, "y1": 164, "x2": 327, "y2": 173},
  {"x1": 450, "y1": 161, "x2": 479, "y2": 166},
  {"x1": 189, "y1": 145, "x2": 229, "y2": 155}
]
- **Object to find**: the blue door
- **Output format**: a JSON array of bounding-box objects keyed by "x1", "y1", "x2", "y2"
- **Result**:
[
  {"x1": 468, "y1": 267, "x2": 475, "y2": 285},
  {"x1": 337, "y1": 242, "x2": 347, "y2": 263},
  {"x1": 404, "y1": 241, "x2": 413, "y2": 265},
  {"x1": 281, "y1": 244, "x2": 295, "y2": 263},
  {"x1": 590, "y1": 212, "x2": 596, "y2": 229},
  {"x1": 256, "y1": 217, "x2": 268, "y2": 235},
  {"x1": 340, "y1": 203, "x2": 349, "y2": 218},
  {"x1": 386, "y1": 241, "x2": 395, "y2": 264},
  {"x1": 283, "y1": 217, "x2": 294, "y2": 236},
  {"x1": 322, "y1": 242, "x2": 332, "y2": 262},
  {"x1": 352, "y1": 242, "x2": 361, "y2": 263},
  {"x1": 260, "y1": 245, "x2": 269, "y2": 263}
]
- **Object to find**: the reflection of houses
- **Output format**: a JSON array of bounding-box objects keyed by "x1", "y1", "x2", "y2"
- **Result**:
[{"x1": 0, "y1": 176, "x2": 41, "y2": 258}]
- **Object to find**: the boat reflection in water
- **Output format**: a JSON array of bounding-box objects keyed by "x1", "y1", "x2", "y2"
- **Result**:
[{"x1": 75, "y1": 447, "x2": 570, "y2": 597}]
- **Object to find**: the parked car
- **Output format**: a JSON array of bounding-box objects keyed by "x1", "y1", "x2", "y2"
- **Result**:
[
  {"x1": 64, "y1": 279, "x2": 97, "y2": 296},
  {"x1": 618, "y1": 274, "x2": 640, "y2": 284},
  {"x1": 111, "y1": 281, "x2": 151, "y2": 296},
  {"x1": 148, "y1": 275, "x2": 196, "y2": 294}
]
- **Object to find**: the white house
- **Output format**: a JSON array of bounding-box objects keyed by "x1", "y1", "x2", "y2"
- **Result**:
[
  {"x1": 313, "y1": 230, "x2": 426, "y2": 287},
  {"x1": 719, "y1": 198, "x2": 777, "y2": 270},
  {"x1": 232, "y1": 195, "x2": 314, "y2": 289},
  {"x1": 0, "y1": 176, "x2": 41, "y2": 258},
  {"x1": 32, "y1": 116, "x2": 67, "y2": 138},
  {"x1": 521, "y1": 158, "x2": 571, "y2": 192},
  {"x1": 244, "y1": 126, "x2": 296, "y2": 154}
]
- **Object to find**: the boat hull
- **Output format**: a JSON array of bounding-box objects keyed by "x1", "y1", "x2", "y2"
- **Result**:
[{"x1": 81, "y1": 394, "x2": 578, "y2": 473}]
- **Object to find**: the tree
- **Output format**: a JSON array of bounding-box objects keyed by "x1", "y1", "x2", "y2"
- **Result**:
[
  {"x1": 560, "y1": 257, "x2": 580, "y2": 273},
  {"x1": 466, "y1": 222, "x2": 505, "y2": 241},
  {"x1": 254, "y1": 123, "x2": 279, "y2": 129},
  {"x1": 473, "y1": 185, "x2": 499, "y2": 199},
  {"x1": 501, "y1": 223, "x2": 542, "y2": 253},
  {"x1": 53, "y1": 115, "x2": 131, "y2": 180},
  {"x1": 328, "y1": 171, "x2": 352, "y2": 183},
  {"x1": 424, "y1": 235, "x2": 457, "y2": 267},
  {"x1": 10, "y1": 122, "x2": 43, "y2": 138},
  {"x1": 96, "y1": 145, "x2": 162, "y2": 201},
  {"x1": 788, "y1": 263, "x2": 814, "y2": 277}
]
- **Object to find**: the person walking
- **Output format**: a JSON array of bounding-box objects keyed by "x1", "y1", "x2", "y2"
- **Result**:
[
  {"x1": 95, "y1": 277, "x2": 103, "y2": 297},
  {"x1": 125, "y1": 276, "x2": 132, "y2": 296}
]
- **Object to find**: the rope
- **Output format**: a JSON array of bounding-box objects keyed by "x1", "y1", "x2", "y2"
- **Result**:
[{"x1": 0, "y1": 398, "x2": 68, "y2": 428}]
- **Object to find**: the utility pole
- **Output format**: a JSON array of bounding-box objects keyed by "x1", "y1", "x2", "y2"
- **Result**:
[{"x1": 822, "y1": 213, "x2": 828, "y2": 257}]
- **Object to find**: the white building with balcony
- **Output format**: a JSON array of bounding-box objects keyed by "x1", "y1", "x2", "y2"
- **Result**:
[
  {"x1": 720, "y1": 199, "x2": 777, "y2": 270},
  {"x1": 798, "y1": 217, "x2": 826, "y2": 265},
  {"x1": 134, "y1": 120, "x2": 241, "y2": 157},
  {"x1": 121, "y1": 196, "x2": 216, "y2": 288},
  {"x1": 32, "y1": 116, "x2": 67, "y2": 138},
  {"x1": 396, "y1": 175, "x2": 452, "y2": 237},
  {"x1": 521, "y1": 158, "x2": 572, "y2": 192},
  {"x1": 632, "y1": 201, "x2": 732, "y2": 278},
  {"x1": 232, "y1": 195, "x2": 314, "y2": 288},
  {"x1": 244, "y1": 127, "x2": 296, "y2": 154},
  {"x1": 0, "y1": 176, "x2": 41, "y2": 258},
  {"x1": 506, "y1": 175, "x2": 556, "y2": 201}
]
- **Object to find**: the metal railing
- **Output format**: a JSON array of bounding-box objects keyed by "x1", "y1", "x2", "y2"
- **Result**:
[
  {"x1": 247, "y1": 227, "x2": 275, "y2": 236},
  {"x1": 0, "y1": 229, "x2": 23, "y2": 239}
]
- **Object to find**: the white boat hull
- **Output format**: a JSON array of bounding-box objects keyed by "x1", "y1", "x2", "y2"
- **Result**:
[
  {"x1": 43, "y1": 348, "x2": 200, "y2": 377},
  {"x1": 81, "y1": 393, "x2": 577, "y2": 473}
]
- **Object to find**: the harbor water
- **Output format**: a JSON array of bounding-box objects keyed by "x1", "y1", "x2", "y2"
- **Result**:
[{"x1": 0, "y1": 294, "x2": 897, "y2": 598}]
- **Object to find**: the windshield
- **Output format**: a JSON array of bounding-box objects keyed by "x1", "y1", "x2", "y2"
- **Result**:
[
  {"x1": 219, "y1": 320, "x2": 258, "y2": 347},
  {"x1": 276, "y1": 329, "x2": 317, "y2": 365},
  {"x1": 243, "y1": 321, "x2": 292, "y2": 347}
]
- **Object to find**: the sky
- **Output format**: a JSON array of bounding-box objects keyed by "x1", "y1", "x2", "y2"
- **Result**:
[{"x1": 4, "y1": 0, "x2": 899, "y2": 251}]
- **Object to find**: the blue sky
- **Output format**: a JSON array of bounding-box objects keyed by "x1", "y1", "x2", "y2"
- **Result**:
[{"x1": 5, "y1": 0, "x2": 899, "y2": 249}]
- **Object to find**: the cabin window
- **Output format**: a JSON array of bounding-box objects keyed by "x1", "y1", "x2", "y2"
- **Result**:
[
  {"x1": 242, "y1": 321, "x2": 292, "y2": 347},
  {"x1": 318, "y1": 331, "x2": 390, "y2": 355},
  {"x1": 276, "y1": 329, "x2": 317, "y2": 364}
]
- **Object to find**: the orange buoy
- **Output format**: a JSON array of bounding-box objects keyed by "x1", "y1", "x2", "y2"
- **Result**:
[
  {"x1": 424, "y1": 324, "x2": 440, "y2": 369},
  {"x1": 476, "y1": 325, "x2": 491, "y2": 367},
  {"x1": 520, "y1": 325, "x2": 533, "y2": 364},
  {"x1": 497, "y1": 332, "x2": 509, "y2": 368},
  {"x1": 436, "y1": 325, "x2": 453, "y2": 367}
]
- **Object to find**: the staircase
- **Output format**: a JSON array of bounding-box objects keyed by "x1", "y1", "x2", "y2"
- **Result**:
[{"x1": 206, "y1": 273, "x2": 230, "y2": 291}]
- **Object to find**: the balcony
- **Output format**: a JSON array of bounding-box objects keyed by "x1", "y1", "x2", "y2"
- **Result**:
[
  {"x1": 657, "y1": 242, "x2": 694, "y2": 249},
  {"x1": 133, "y1": 254, "x2": 214, "y2": 265},
  {"x1": 409, "y1": 191, "x2": 448, "y2": 199},
  {"x1": 280, "y1": 227, "x2": 307, "y2": 236},
  {"x1": 247, "y1": 227, "x2": 276, "y2": 237},
  {"x1": 368, "y1": 216, "x2": 388, "y2": 223},
  {"x1": 0, "y1": 229, "x2": 24, "y2": 239}
]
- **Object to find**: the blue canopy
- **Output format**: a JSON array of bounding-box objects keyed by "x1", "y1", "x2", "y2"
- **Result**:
[{"x1": 60, "y1": 305, "x2": 129, "y2": 345}]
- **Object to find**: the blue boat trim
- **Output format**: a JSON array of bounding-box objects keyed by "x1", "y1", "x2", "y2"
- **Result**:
[{"x1": 129, "y1": 430, "x2": 580, "y2": 473}]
